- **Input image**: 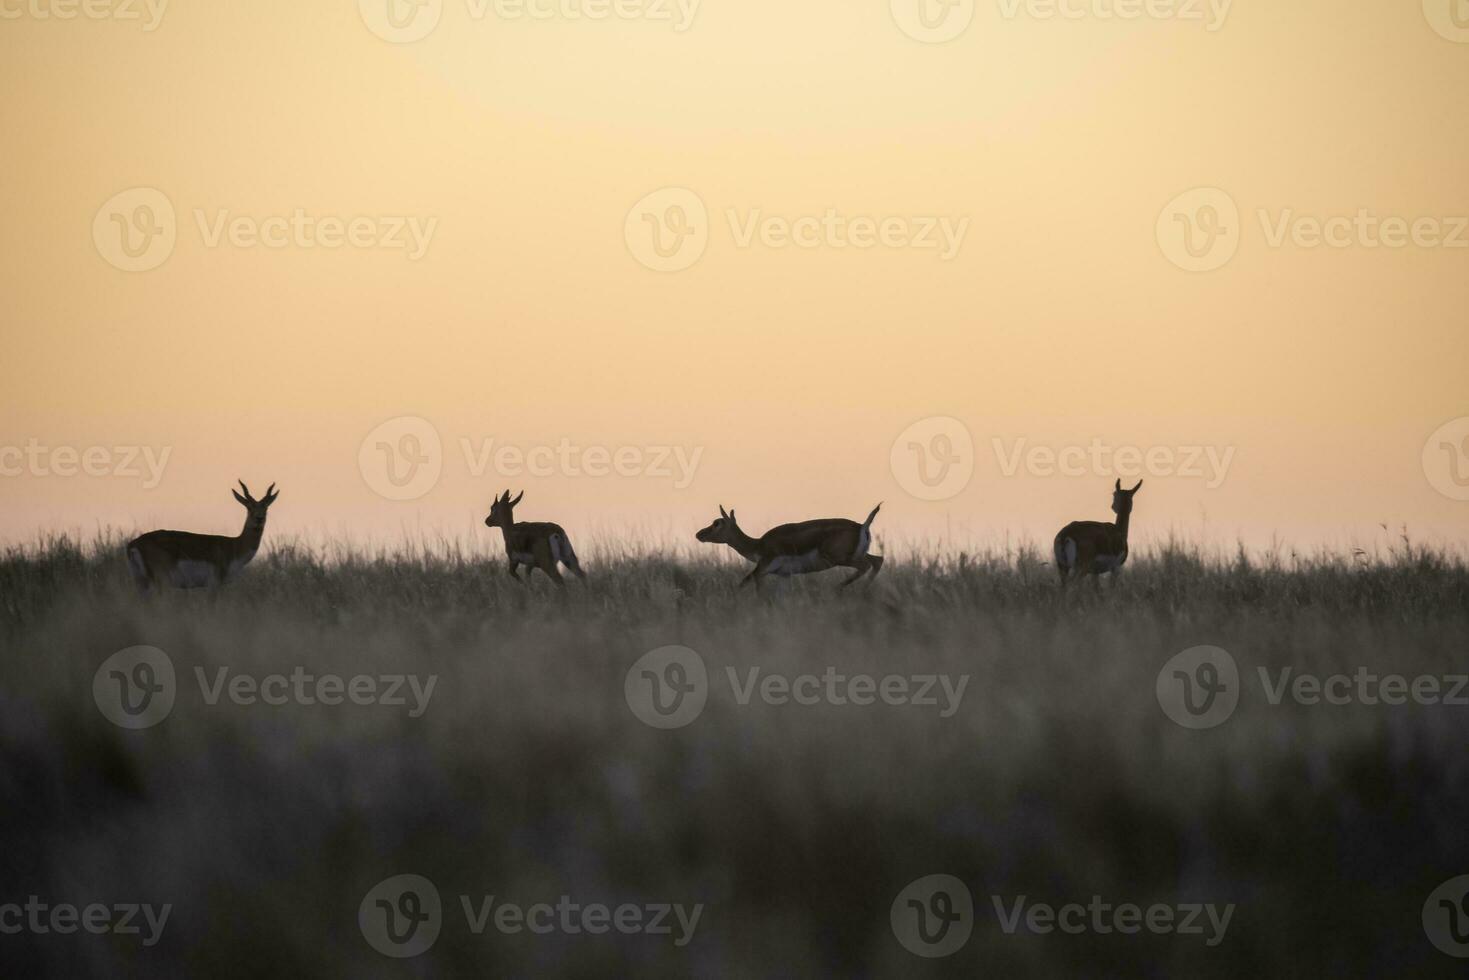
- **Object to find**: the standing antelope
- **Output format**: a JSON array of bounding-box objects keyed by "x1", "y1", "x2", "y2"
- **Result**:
[
  {"x1": 1053, "y1": 479, "x2": 1143, "y2": 587},
  {"x1": 695, "y1": 503, "x2": 883, "y2": 591},
  {"x1": 126, "y1": 481, "x2": 279, "y2": 592},
  {"x1": 483, "y1": 489, "x2": 586, "y2": 586}
]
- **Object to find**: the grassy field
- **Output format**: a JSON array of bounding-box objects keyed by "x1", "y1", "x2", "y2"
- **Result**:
[{"x1": 2, "y1": 534, "x2": 1468, "y2": 977}]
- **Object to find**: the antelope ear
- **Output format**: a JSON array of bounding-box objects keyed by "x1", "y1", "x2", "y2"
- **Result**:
[
  {"x1": 510, "y1": 490, "x2": 524, "y2": 506},
  {"x1": 238, "y1": 479, "x2": 254, "y2": 502},
  {"x1": 264, "y1": 483, "x2": 279, "y2": 504},
  {"x1": 729, "y1": 509, "x2": 737, "y2": 522},
  {"x1": 232, "y1": 489, "x2": 249, "y2": 506},
  {"x1": 1130, "y1": 480, "x2": 1144, "y2": 493},
  {"x1": 1114, "y1": 479, "x2": 1122, "y2": 492},
  {"x1": 719, "y1": 505, "x2": 728, "y2": 519}
]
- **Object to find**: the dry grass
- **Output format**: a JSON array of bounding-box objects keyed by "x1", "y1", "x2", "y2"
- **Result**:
[{"x1": 2, "y1": 533, "x2": 1467, "y2": 976}]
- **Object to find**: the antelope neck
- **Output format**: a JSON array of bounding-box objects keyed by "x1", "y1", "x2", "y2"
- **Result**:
[
  {"x1": 238, "y1": 514, "x2": 268, "y2": 549},
  {"x1": 726, "y1": 527, "x2": 761, "y2": 562}
]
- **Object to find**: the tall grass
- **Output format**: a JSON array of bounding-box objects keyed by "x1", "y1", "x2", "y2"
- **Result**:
[{"x1": 2, "y1": 534, "x2": 1467, "y2": 976}]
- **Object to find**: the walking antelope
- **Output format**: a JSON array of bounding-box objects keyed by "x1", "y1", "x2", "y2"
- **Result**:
[
  {"x1": 126, "y1": 481, "x2": 279, "y2": 592},
  {"x1": 1053, "y1": 479, "x2": 1143, "y2": 586},
  {"x1": 483, "y1": 489, "x2": 586, "y2": 586},
  {"x1": 695, "y1": 504, "x2": 883, "y2": 591}
]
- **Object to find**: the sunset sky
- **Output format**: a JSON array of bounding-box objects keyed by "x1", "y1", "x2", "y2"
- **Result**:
[{"x1": 3, "y1": 0, "x2": 1466, "y2": 554}]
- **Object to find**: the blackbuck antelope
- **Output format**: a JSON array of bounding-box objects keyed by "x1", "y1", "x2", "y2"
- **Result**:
[
  {"x1": 126, "y1": 481, "x2": 279, "y2": 592},
  {"x1": 1053, "y1": 479, "x2": 1143, "y2": 586},
  {"x1": 483, "y1": 489, "x2": 586, "y2": 586},
  {"x1": 695, "y1": 504, "x2": 883, "y2": 591}
]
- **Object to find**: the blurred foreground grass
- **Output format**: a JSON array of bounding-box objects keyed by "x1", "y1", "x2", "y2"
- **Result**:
[{"x1": 1, "y1": 534, "x2": 1467, "y2": 977}]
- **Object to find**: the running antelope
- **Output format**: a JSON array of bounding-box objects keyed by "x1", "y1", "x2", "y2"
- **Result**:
[
  {"x1": 483, "y1": 489, "x2": 586, "y2": 586},
  {"x1": 126, "y1": 481, "x2": 279, "y2": 592},
  {"x1": 1053, "y1": 479, "x2": 1143, "y2": 586},
  {"x1": 695, "y1": 503, "x2": 883, "y2": 591}
]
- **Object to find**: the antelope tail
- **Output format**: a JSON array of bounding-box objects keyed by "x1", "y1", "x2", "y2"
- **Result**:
[{"x1": 863, "y1": 502, "x2": 882, "y2": 529}]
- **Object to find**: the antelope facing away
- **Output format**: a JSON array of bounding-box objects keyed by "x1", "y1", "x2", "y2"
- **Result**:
[
  {"x1": 695, "y1": 503, "x2": 883, "y2": 591},
  {"x1": 1053, "y1": 479, "x2": 1143, "y2": 587},
  {"x1": 126, "y1": 481, "x2": 279, "y2": 593},
  {"x1": 483, "y1": 489, "x2": 585, "y2": 586}
]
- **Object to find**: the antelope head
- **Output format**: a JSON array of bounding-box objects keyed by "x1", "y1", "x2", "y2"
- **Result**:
[
  {"x1": 231, "y1": 480, "x2": 279, "y2": 521},
  {"x1": 484, "y1": 489, "x2": 524, "y2": 529},
  {"x1": 695, "y1": 505, "x2": 741, "y2": 545},
  {"x1": 1111, "y1": 478, "x2": 1143, "y2": 517}
]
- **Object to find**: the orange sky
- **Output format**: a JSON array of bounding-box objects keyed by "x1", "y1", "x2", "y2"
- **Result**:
[{"x1": 2, "y1": 0, "x2": 1467, "y2": 554}]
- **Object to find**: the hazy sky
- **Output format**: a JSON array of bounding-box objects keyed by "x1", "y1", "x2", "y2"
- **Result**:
[{"x1": 3, "y1": 0, "x2": 1467, "y2": 553}]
